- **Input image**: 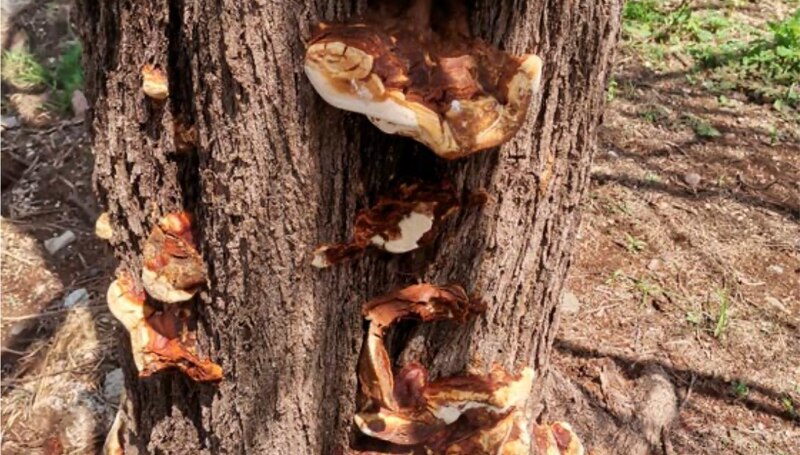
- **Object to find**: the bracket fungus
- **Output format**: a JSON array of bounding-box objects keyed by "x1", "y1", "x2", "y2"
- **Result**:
[
  {"x1": 106, "y1": 274, "x2": 222, "y2": 382},
  {"x1": 532, "y1": 422, "x2": 585, "y2": 455},
  {"x1": 313, "y1": 183, "x2": 469, "y2": 268},
  {"x1": 354, "y1": 284, "x2": 536, "y2": 453},
  {"x1": 95, "y1": 212, "x2": 113, "y2": 240},
  {"x1": 304, "y1": 0, "x2": 543, "y2": 159},
  {"x1": 142, "y1": 211, "x2": 206, "y2": 303},
  {"x1": 141, "y1": 64, "x2": 169, "y2": 100}
]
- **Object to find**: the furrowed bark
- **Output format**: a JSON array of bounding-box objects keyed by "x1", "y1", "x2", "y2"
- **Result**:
[{"x1": 76, "y1": 0, "x2": 621, "y2": 453}]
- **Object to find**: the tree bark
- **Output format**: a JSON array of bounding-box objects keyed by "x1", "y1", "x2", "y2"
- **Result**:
[{"x1": 76, "y1": 0, "x2": 621, "y2": 453}]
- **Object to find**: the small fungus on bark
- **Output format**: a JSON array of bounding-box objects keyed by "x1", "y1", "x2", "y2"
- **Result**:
[
  {"x1": 106, "y1": 273, "x2": 222, "y2": 382},
  {"x1": 532, "y1": 422, "x2": 585, "y2": 455},
  {"x1": 141, "y1": 64, "x2": 169, "y2": 101},
  {"x1": 95, "y1": 212, "x2": 113, "y2": 240},
  {"x1": 354, "y1": 283, "x2": 536, "y2": 453},
  {"x1": 312, "y1": 183, "x2": 466, "y2": 268},
  {"x1": 173, "y1": 119, "x2": 198, "y2": 153},
  {"x1": 304, "y1": 0, "x2": 543, "y2": 159},
  {"x1": 142, "y1": 211, "x2": 206, "y2": 303}
]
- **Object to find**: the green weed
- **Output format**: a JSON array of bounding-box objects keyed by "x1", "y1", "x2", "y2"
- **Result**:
[
  {"x1": 685, "y1": 311, "x2": 702, "y2": 325},
  {"x1": 644, "y1": 172, "x2": 661, "y2": 183},
  {"x1": 607, "y1": 77, "x2": 618, "y2": 102},
  {"x1": 49, "y1": 42, "x2": 85, "y2": 112},
  {"x1": 682, "y1": 113, "x2": 722, "y2": 138},
  {"x1": 782, "y1": 395, "x2": 797, "y2": 418},
  {"x1": 713, "y1": 288, "x2": 731, "y2": 338},
  {"x1": 732, "y1": 381, "x2": 750, "y2": 399},
  {"x1": 606, "y1": 269, "x2": 625, "y2": 285},
  {"x1": 624, "y1": 233, "x2": 647, "y2": 254},
  {"x1": 632, "y1": 276, "x2": 661, "y2": 307}
]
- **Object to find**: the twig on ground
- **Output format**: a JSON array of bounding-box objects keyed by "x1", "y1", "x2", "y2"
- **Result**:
[
  {"x1": 6, "y1": 361, "x2": 100, "y2": 386},
  {"x1": 1, "y1": 304, "x2": 105, "y2": 322},
  {"x1": 678, "y1": 373, "x2": 697, "y2": 413}
]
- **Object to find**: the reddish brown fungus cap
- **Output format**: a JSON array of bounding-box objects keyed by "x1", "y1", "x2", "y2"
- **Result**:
[
  {"x1": 304, "y1": 17, "x2": 543, "y2": 158},
  {"x1": 142, "y1": 211, "x2": 206, "y2": 303},
  {"x1": 532, "y1": 422, "x2": 585, "y2": 455},
  {"x1": 313, "y1": 183, "x2": 465, "y2": 268},
  {"x1": 106, "y1": 273, "x2": 222, "y2": 382},
  {"x1": 354, "y1": 283, "x2": 537, "y2": 452}
]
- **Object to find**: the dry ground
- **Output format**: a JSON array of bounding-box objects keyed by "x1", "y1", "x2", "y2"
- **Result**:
[{"x1": 1, "y1": 1, "x2": 798, "y2": 454}]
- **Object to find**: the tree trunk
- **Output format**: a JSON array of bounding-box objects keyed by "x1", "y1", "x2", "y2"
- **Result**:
[{"x1": 76, "y1": 0, "x2": 620, "y2": 453}]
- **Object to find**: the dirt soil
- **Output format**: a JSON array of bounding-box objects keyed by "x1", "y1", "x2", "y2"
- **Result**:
[
  {"x1": 551, "y1": 2, "x2": 800, "y2": 453},
  {"x1": 1, "y1": 1, "x2": 798, "y2": 454}
]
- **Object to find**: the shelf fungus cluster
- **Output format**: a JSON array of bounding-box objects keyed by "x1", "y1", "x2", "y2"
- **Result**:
[
  {"x1": 304, "y1": 1, "x2": 543, "y2": 159},
  {"x1": 355, "y1": 283, "x2": 536, "y2": 453},
  {"x1": 106, "y1": 212, "x2": 221, "y2": 382},
  {"x1": 312, "y1": 183, "x2": 466, "y2": 268}
]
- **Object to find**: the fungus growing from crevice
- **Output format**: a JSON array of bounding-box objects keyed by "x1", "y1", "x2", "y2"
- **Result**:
[
  {"x1": 141, "y1": 64, "x2": 169, "y2": 101},
  {"x1": 95, "y1": 212, "x2": 113, "y2": 240},
  {"x1": 313, "y1": 183, "x2": 475, "y2": 268},
  {"x1": 354, "y1": 283, "x2": 536, "y2": 452},
  {"x1": 142, "y1": 211, "x2": 206, "y2": 303},
  {"x1": 173, "y1": 119, "x2": 198, "y2": 153},
  {"x1": 106, "y1": 274, "x2": 222, "y2": 382},
  {"x1": 532, "y1": 422, "x2": 585, "y2": 455},
  {"x1": 304, "y1": 0, "x2": 543, "y2": 159}
]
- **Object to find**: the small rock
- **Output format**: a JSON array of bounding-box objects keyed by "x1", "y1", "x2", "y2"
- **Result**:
[
  {"x1": 103, "y1": 368, "x2": 125, "y2": 403},
  {"x1": 684, "y1": 172, "x2": 701, "y2": 187},
  {"x1": 767, "y1": 264, "x2": 784, "y2": 275},
  {"x1": 9, "y1": 322, "x2": 27, "y2": 337},
  {"x1": 647, "y1": 258, "x2": 661, "y2": 271},
  {"x1": 1, "y1": 115, "x2": 20, "y2": 129},
  {"x1": 44, "y1": 230, "x2": 76, "y2": 254},
  {"x1": 63, "y1": 288, "x2": 89, "y2": 308},
  {"x1": 561, "y1": 291, "x2": 581, "y2": 315},
  {"x1": 71, "y1": 90, "x2": 89, "y2": 120},
  {"x1": 607, "y1": 150, "x2": 620, "y2": 159}
]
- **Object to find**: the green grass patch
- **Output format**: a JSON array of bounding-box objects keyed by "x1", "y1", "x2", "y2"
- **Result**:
[
  {"x1": 690, "y1": 9, "x2": 800, "y2": 105},
  {"x1": 622, "y1": 1, "x2": 800, "y2": 106},
  {"x1": 1, "y1": 49, "x2": 50, "y2": 90},
  {"x1": 1, "y1": 41, "x2": 84, "y2": 114}
]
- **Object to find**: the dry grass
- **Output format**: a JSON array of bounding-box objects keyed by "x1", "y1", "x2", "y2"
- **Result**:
[{"x1": 2, "y1": 307, "x2": 119, "y2": 455}]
